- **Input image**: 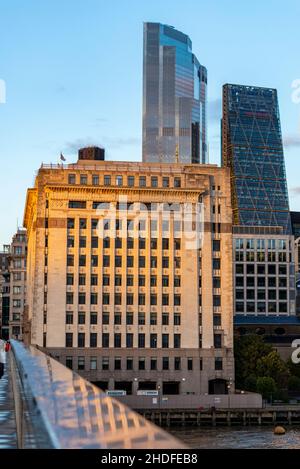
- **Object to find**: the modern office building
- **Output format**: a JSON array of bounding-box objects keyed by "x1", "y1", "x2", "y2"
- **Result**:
[
  {"x1": 0, "y1": 229, "x2": 27, "y2": 341},
  {"x1": 233, "y1": 225, "x2": 299, "y2": 359},
  {"x1": 143, "y1": 22, "x2": 207, "y2": 165},
  {"x1": 23, "y1": 148, "x2": 234, "y2": 397},
  {"x1": 222, "y1": 84, "x2": 291, "y2": 233}
]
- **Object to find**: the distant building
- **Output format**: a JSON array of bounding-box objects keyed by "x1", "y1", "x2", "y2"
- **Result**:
[
  {"x1": 143, "y1": 22, "x2": 207, "y2": 164},
  {"x1": 222, "y1": 84, "x2": 291, "y2": 233},
  {"x1": 0, "y1": 229, "x2": 27, "y2": 340},
  {"x1": 23, "y1": 149, "x2": 234, "y2": 397},
  {"x1": 0, "y1": 245, "x2": 10, "y2": 340}
]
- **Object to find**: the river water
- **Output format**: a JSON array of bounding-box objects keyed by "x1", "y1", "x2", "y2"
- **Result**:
[{"x1": 168, "y1": 426, "x2": 300, "y2": 449}]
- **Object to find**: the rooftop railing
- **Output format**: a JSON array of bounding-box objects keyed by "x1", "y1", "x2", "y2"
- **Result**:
[{"x1": 9, "y1": 340, "x2": 184, "y2": 449}]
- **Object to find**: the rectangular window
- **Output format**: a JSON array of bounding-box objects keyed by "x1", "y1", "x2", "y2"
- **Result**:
[
  {"x1": 162, "y1": 334, "x2": 169, "y2": 348},
  {"x1": 126, "y1": 333, "x2": 133, "y2": 348},
  {"x1": 214, "y1": 334, "x2": 222, "y2": 349},
  {"x1": 126, "y1": 312, "x2": 133, "y2": 325},
  {"x1": 66, "y1": 274, "x2": 74, "y2": 285},
  {"x1": 150, "y1": 334, "x2": 157, "y2": 348},
  {"x1": 151, "y1": 358, "x2": 157, "y2": 370},
  {"x1": 69, "y1": 201, "x2": 86, "y2": 209},
  {"x1": 102, "y1": 312, "x2": 109, "y2": 324},
  {"x1": 78, "y1": 312, "x2": 85, "y2": 325},
  {"x1": 66, "y1": 312, "x2": 73, "y2": 324},
  {"x1": 127, "y1": 275, "x2": 134, "y2": 286},
  {"x1": 187, "y1": 358, "x2": 193, "y2": 371},
  {"x1": 78, "y1": 293, "x2": 86, "y2": 305},
  {"x1": 78, "y1": 333, "x2": 85, "y2": 348},
  {"x1": 66, "y1": 357, "x2": 73, "y2": 369},
  {"x1": 78, "y1": 357, "x2": 85, "y2": 370},
  {"x1": 139, "y1": 176, "x2": 146, "y2": 187},
  {"x1": 162, "y1": 357, "x2": 169, "y2": 370},
  {"x1": 68, "y1": 174, "x2": 76, "y2": 184},
  {"x1": 90, "y1": 312, "x2": 97, "y2": 324},
  {"x1": 174, "y1": 177, "x2": 181, "y2": 188},
  {"x1": 138, "y1": 312, "x2": 145, "y2": 325},
  {"x1": 174, "y1": 357, "x2": 181, "y2": 370},
  {"x1": 163, "y1": 177, "x2": 169, "y2": 188},
  {"x1": 114, "y1": 333, "x2": 121, "y2": 348},
  {"x1": 138, "y1": 334, "x2": 145, "y2": 348},
  {"x1": 66, "y1": 333, "x2": 73, "y2": 347},
  {"x1": 174, "y1": 295, "x2": 181, "y2": 306},
  {"x1": 139, "y1": 357, "x2": 145, "y2": 370},
  {"x1": 114, "y1": 357, "x2": 121, "y2": 370},
  {"x1": 102, "y1": 333, "x2": 109, "y2": 348},
  {"x1": 151, "y1": 176, "x2": 158, "y2": 187},
  {"x1": 104, "y1": 175, "x2": 111, "y2": 186},
  {"x1": 103, "y1": 275, "x2": 109, "y2": 286},
  {"x1": 127, "y1": 358, "x2": 133, "y2": 370},
  {"x1": 116, "y1": 175, "x2": 123, "y2": 186},
  {"x1": 174, "y1": 334, "x2": 181, "y2": 348},
  {"x1": 91, "y1": 274, "x2": 98, "y2": 286},
  {"x1": 128, "y1": 176, "x2": 135, "y2": 187},
  {"x1": 90, "y1": 333, "x2": 97, "y2": 348},
  {"x1": 102, "y1": 357, "x2": 109, "y2": 370},
  {"x1": 114, "y1": 312, "x2": 122, "y2": 325},
  {"x1": 215, "y1": 357, "x2": 223, "y2": 370},
  {"x1": 90, "y1": 357, "x2": 97, "y2": 370}
]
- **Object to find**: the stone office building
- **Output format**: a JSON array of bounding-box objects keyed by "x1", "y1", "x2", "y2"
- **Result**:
[
  {"x1": 0, "y1": 229, "x2": 27, "y2": 341},
  {"x1": 23, "y1": 147, "x2": 234, "y2": 396}
]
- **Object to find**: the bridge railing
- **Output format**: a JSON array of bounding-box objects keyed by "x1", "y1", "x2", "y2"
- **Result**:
[{"x1": 9, "y1": 340, "x2": 184, "y2": 449}]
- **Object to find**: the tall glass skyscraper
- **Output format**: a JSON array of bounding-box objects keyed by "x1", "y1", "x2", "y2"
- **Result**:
[
  {"x1": 143, "y1": 22, "x2": 207, "y2": 164},
  {"x1": 222, "y1": 84, "x2": 291, "y2": 233}
]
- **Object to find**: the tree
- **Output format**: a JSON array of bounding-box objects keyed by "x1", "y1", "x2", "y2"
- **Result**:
[
  {"x1": 234, "y1": 334, "x2": 289, "y2": 391},
  {"x1": 256, "y1": 350, "x2": 289, "y2": 388},
  {"x1": 244, "y1": 375, "x2": 257, "y2": 392},
  {"x1": 234, "y1": 335, "x2": 272, "y2": 389},
  {"x1": 256, "y1": 377, "x2": 277, "y2": 400},
  {"x1": 288, "y1": 375, "x2": 300, "y2": 391}
]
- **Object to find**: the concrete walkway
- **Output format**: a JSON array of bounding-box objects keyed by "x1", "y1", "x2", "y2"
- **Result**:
[{"x1": 0, "y1": 359, "x2": 17, "y2": 448}]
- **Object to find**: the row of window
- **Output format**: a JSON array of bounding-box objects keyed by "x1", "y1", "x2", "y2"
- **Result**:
[
  {"x1": 64, "y1": 333, "x2": 222, "y2": 349},
  {"x1": 67, "y1": 235, "x2": 182, "y2": 250},
  {"x1": 236, "y1": 277, "x2": 288, "y2": 288},
  {"x1": 236, "y1": 290, "x2": 288, "y2": 300},
  {"x1": 235, "y1": 252, "x2": 289, "y2": 262},
  {"x1": 66, "y1": 273, "x2": 182, "y2": 287},
  {"x1": 67, "y1": 254, "x2": 182, "y2": 269},
  {"x1": 236, "y1": 264, "x2": 288, "y2": 275},
  {"x1": 66, "y1": 311, "x2": 182, "y2": 325},
  {"x1": 235, "y1": 302, "x2": 288, "y2": 313},
  {"x1": 66, "y1": 292, "x2": 182, "y2": 305},
  {"x1": 68, "y1": 174, "x2": 182, "y2": 188},
  {"x1": 65, "y1": 356, "x2": 224, "y2": 372},
  {"x1": 235, "y1": 238, "x2": 289, "y2": 250},
  {"x1": 67, "y1": 217, "x2": 191, "y2": 233}
]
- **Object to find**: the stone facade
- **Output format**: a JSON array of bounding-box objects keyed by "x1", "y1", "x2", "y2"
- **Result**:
[{"x1": 24, "y1": 158, "x2": 234, "y2": 396}]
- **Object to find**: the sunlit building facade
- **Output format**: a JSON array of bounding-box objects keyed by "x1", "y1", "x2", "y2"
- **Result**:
[
  {"x1": 23, "y1": 149, "x2": 234, "y2": 397},
  {"x1": 143, "y1": 22, "x2": 207, "y2": 164}
]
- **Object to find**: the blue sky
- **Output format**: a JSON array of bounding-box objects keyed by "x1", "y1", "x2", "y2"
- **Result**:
[{"x1": 0, "y1": 0, "x2": 300, "y2": 246}]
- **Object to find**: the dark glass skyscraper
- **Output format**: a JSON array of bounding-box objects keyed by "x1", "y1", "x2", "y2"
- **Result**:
[
  {"x1": 222, "y1": 84, "x2": 291, "y2": 233},
  {"x1": 143, "y1": 22, "x2": 207, "y2": 164}
]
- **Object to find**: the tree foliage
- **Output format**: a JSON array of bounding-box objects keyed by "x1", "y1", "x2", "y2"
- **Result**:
[{"x1": 234, "y1": 334, "x2": 289, "y2": 392}]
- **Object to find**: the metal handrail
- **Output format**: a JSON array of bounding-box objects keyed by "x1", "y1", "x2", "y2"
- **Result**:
[{"x1": 9, "y1": 340, "x2": 185, "y2": 449}]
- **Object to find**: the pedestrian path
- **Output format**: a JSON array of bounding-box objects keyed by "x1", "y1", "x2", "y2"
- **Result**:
[{"x1": 0, "y1": 360, "x2": 17, "y2": 448}]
